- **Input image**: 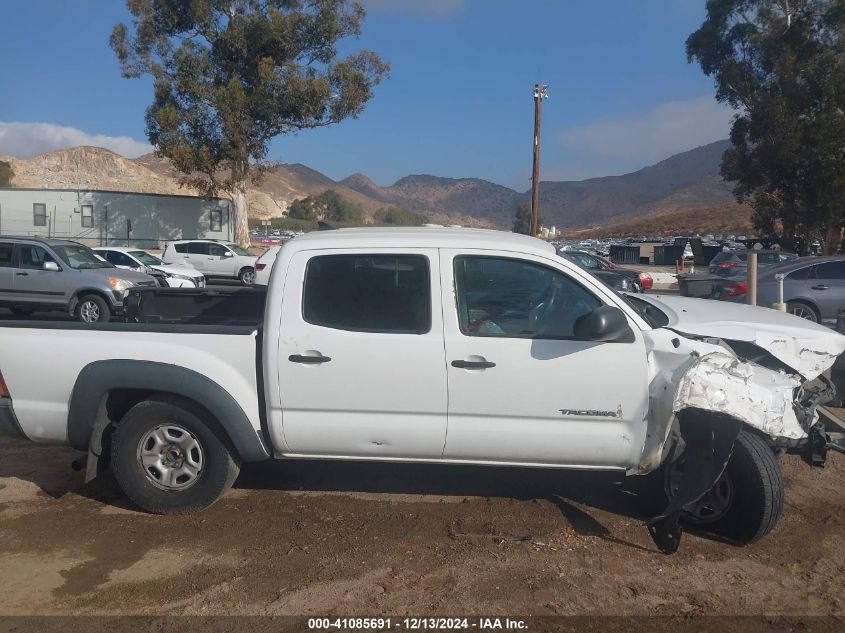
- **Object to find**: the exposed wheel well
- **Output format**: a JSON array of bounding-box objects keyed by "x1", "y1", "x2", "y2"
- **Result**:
[
  {"x1": 786, "y1": 298, "x2": 820, "y2": 321},
  {"x1": 92, "y1": 389, "x2": 241, "y2": 474},
  {"x1": 70, "y1": 289, "x2": 114, "y2": 314}
]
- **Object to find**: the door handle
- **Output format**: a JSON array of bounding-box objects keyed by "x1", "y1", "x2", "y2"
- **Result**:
[
  {"x1": 811, "y1": 284, "x2": 829, "y2": 290},
  {"x1": 451, "y1": 359, "x2": 496, "y2": 369},
  {"x1": 15, "y1": 272, "x2": 28, "y2": 276},
  {"x1": 289, "y1": 354, "x2": 332, "y2": 364}
]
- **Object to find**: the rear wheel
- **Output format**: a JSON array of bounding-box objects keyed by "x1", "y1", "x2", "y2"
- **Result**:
[
  {"x1": 239, "y1": 267, "x2": 256, "y2": 286},
  {"x1": 111, "y1": 398, "x2": 240, "y2": 514},
  {"x1": 787, "y1": 300, "x2": 819, "y2": 323},
  {"x1": 75, "y1": 294, "x2": 110, "y2": 323},
  {"x1": 665, "y1": 430, "x2": 784, "y2": 544}
]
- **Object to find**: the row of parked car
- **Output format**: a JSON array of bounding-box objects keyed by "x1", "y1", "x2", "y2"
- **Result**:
[
  {"x1": 0, "y1": 236, "x2": 271, "y2": 323},
  {"x1": 680, "y1": 249, "x2": 845, "y2": 324}
]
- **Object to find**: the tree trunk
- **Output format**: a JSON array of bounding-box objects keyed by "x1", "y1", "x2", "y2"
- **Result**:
[
  {"x1": 825, "y1": 222, "x2": 841, "y2": 256},
  {"x1": 231, "y1": 184, "x2": 250, "y2": 247}
]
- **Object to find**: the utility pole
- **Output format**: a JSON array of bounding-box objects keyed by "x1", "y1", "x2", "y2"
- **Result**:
[{"x1": 531, "y1": 83, "x2": 548, "y2": 236}]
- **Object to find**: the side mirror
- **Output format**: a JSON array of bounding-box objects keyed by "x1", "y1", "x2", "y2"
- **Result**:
[
  {"x1": 574, "y1": 305, "x2": 635, "y2": 343},
  {"x1": 43, "y1": 261, "x2": 60, "y2": 272},
  {"x1": 223, "y1": 251, "x2": 234, "y2": 257}
]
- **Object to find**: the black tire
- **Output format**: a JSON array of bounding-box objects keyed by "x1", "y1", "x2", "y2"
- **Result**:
[
  {"x1": 787, "y1": 300, "x2": 819, "y2": 323},
  {"x1": 9, "y1": 306, "x2": 35, "y2": 317},
  {"x1": 111, "y1": 397, "x2": 240, "y2": 514},
  {"x1": 705, "y1": 430, "x2": 784, "y2": 544},
  {"x1": 656, "y1": 430, "x2": 784, "y2": 544},
  {"x1": 238, "y1": 267, "x2": 256, "y2": 286},
  {"x1": 75, "y1": 294, "x2": 110, "y2": 323}
]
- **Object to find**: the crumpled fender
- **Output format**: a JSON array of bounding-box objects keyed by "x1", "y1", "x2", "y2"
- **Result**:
[{"x1": 672, "y1": 351, "x2": 805, "y2": 441}]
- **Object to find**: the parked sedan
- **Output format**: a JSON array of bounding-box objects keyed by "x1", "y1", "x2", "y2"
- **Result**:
[
  {"x1": 95, "y1": 247, "x2": 206, "y2": 288},
  {"x1": 709, "y1": 249, "x2": 797, "y2": 276},
  {"x1": 718, "y1": 256, "x2": 845, "y2": 324},
  {"x1": 559, "y1": 250, "x2": 653, "y2": 292}
]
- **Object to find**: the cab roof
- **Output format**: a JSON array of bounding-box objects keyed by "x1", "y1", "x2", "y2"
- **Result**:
[{"x1": 288, "y1": 227, "x2": 556, "y2": 256}]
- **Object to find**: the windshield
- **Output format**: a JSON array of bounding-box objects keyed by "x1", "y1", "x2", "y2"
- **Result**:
[
  {"x1": 226, "y1": 244, "x2": 253, "y2": 256},
  {"x1": 620, "y1": 293, "x2": 670, "y2": 328},
  {"x1": 129, "y1": 250, "x2": 163, "y2": 265},
  {"x1": 53, "y1": 245, "x2": 115, "y2": 269}
]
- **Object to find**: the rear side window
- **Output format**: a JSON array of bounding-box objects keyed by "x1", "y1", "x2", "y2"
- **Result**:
[
  {"x1": 187, "y1": 242, "x2": 209, "y2": 255},
  {"x1": 174, "y1": 243, "x2": 188, "y2": 253},
  {"x1": 815, "y1": 261, "x2": 845, "y2": 280},
  {"x1": 0, "y1": 243, "x2": 13, "y2": 267},
  {"x1": 303, "y1": 254, "x2": 431, "y2": 334}
]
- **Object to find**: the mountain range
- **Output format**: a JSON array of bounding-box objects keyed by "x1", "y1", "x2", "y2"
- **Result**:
[{"x1": 0, "y1": 139, "x2": 754, "y2": 235}]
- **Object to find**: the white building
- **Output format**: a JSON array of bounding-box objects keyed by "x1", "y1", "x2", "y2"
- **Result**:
[{"x1": 0, "y1": 187, "x2": 232, "y2": 248}]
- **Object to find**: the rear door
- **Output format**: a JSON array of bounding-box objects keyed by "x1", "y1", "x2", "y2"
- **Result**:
[
  {"x1": 277, "y1": 248, "x2": 448, "y2": 458},
  {"x1": 439, "y1": 249, "x2": 650, "y2": 469},
  {"x1": 11, "y1": 244, "x2": 66, "y2": 305}
]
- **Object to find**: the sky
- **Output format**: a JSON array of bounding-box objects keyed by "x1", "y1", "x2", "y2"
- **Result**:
[{"x1": 0, "y1": 0, "x2": 733, "y2": 191}]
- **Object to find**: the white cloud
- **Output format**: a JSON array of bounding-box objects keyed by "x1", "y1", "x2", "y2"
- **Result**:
[
  {"x1": 0, "y1": 122, "x2": 153, "y2": 159},
  {"x1": 559, "y1": 96, "x2": 734, "y2": 169},
  {"x1": 360, "y1": 0, "x2": 465, "y2": 18}
]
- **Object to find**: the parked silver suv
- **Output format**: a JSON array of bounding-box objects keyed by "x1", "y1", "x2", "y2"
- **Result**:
[{"x1": 0, "y1": 237, "x2": 158, "y2": 322}]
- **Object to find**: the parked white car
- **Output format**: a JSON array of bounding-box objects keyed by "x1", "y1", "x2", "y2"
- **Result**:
[
  {"x1": 94, "y1": 247, "x2": 205, "y2": 288},
  {"x1": 162, "y1": 240, "x2": 258, "y2": 285},
  {"x1": 254, "y1": 245, "x2": 282, "y2": 286}
]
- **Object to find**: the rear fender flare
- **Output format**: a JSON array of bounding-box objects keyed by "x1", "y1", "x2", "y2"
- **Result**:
[{"x1": 67, "y1": 360, "x2": 269, "y2": 462}]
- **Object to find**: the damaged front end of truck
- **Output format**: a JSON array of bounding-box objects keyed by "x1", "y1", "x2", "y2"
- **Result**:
[{"x1": 633, "y1": 295, "x2": 845, "y2": 554}]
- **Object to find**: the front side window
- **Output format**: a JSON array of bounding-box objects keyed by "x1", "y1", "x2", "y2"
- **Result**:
[
  {"x1": 564, "y1": 252, "x2": 600, "y2": 270},
  {"x1": 33, "y1": 203, "x2": 47, "y2": 227},
  {"x1": 208, "y1": 243, "x2": 228, "y2": 257},
  {"x1": 454, "y1": 256, "x2": 601, "y2": 339},
  {"x1": 104, "y1": 251, "x2": 137, "y2": 267},
  {"x1": 210, "y1": 209, "x2": 222, "y2": 232},
  {"x1": 18, "y1": 245, "x2": 57, "y2": 270},
  {"x1": 303, "y1": 254, "x2": 430, "y2": 334},
  {"x1": 81, "y1": 205, "x2": 93, "y2": 228}
]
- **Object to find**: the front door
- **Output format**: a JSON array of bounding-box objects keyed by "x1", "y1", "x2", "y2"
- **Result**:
[
  {"x1": 12, "y1": 244, "x2": 66, "y2": 306},
  {"x1": 277, "y1": 248, "x2": 448, "y2": 458},
  {"x1": 808, "y1": 260, "x2": 845, "y2": 322},
  {"x1": 205, "y1": 243, "x2": 237, "y2": 277},
  {"x1": 439, "y1": 249, "x2": 650, "y2": 469}
]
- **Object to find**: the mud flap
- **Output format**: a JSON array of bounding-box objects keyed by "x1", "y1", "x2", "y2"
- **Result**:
[{"x1": 647, "y1": 411, "x2": 743, "y2": 554}]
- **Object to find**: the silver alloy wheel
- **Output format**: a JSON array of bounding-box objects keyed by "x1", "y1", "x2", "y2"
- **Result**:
[
  {"x1": 241, "y1": 269, "x2": 256, "y2": 285},
  {"x1": 79, "y1": 300, "x2": 101, "y2": 323},
  {"x1": 137, "y1": 424, "x2": 204, "y2": 491},
  {"x1": 788, "y1": 304, "x2": 818, "y2": 322},
  {"x1": 665, "y1": 459, "x2": 734, "y2": 523}
]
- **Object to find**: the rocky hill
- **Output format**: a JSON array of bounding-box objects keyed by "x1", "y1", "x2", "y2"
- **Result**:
[{"x1": 0, "y1": 140, "x2": 750, "y2": 233}]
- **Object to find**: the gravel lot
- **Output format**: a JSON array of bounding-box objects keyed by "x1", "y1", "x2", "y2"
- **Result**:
[{"x1": 1, "y1": 431, "x2": 844, "y2": 619}]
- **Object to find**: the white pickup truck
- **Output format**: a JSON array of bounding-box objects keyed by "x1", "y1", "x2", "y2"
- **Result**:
[{"x1": 1, "y1": 228, "x2": 844, "y2": 553}]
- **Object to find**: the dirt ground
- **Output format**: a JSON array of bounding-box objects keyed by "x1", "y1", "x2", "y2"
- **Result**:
[{"x1": 1, "y1": 432, "x2": 844, "y2": 620}]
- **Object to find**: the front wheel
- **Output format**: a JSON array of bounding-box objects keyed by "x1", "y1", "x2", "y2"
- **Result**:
[
  {"x1": 75, "y1": 294, "x2": 110, "y2": 323},
  {"x1": 111, "y1": 398, "x2": 240, "y2": 514},
  {"x1": 665, "y1": 430, "x2": 784, "y2": 544},
  {"x1": 239, "y1": 267, "x2": 256, "y2": 286}
]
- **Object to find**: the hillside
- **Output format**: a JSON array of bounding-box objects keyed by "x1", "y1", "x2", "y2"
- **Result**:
[{"x1": 1, "y1": 140, "x2": 751, "y2": 234}]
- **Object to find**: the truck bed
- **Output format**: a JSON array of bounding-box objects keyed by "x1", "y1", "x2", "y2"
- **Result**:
[{"x1": 123, "y1": 287, "x2": 266, "y2": 326}]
